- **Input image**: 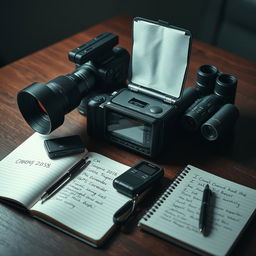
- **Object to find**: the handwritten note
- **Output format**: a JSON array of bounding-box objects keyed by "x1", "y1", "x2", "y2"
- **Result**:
[
  {"x1": 139, "y1": 165, "x2": 256, "y2": 256},
  {"x1": 31, "y1": 152, "x2": 130, "y2": 242},
  {"x1": 53, "y1": 157, "x2": 124, "y2": 211},
  {"x1": 15, "y1": 159, "x2": 51, "y2": 168},
  {"x1": 163, "y1": 172, "x2": 250, "y2": 235}
]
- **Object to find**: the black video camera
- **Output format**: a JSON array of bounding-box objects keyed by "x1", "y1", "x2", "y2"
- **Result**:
[
  {"x1": 182, "y1": 65, "x2": 239, "y2": 141},
  {"x1": 17, "y1": 32, "x2": 130, "y2": 134}
]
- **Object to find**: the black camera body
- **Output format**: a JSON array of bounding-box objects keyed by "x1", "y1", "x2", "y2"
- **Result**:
[
  {"x1": 68, "y1": 32, "x2": 129, "y2": 86},
  {"x1": 68, "y1": 32, "x2": 130, "y2": 115},
  {"x1": 87, "y1": 18, "x2": 194, "y2": 157},
  {"x1": 87, "y1": 87, "x2": 198, "y2": 157}
]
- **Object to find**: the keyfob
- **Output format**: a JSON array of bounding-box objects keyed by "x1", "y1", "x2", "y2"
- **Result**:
[
  {"x1": 44, "y1": 135, "x2": 85, "y2": 159},
  {"x1": 113, "y1": 160, "x2": 164, "y2": 198}
]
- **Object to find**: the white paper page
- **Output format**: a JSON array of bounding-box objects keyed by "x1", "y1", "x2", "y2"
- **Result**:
[
  {"x1": 0, "y1": 133, "x2": 85, "y2": 208},
  {"x1": 139, "y1": 165, "x2": 256, "y2": 256},
  {"x1": 132, "y1": 20, "x2": 190, "y2": 98},
  {"x1": 31, "y1": 152, "x2": 130, "y2": 242}
]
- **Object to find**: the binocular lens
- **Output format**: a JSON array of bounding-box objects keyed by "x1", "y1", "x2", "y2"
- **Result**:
[
  {"x1": 201, "y1": 104, "x2": 239, "y2": 141},
  {"x1": 201, "y1": 124, "x2": 218, "y2": 141}
]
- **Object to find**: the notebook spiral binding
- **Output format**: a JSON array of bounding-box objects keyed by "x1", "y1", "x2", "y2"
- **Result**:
[{"x1": 142, "y1": 166, "x2": 191, "y2": 221}]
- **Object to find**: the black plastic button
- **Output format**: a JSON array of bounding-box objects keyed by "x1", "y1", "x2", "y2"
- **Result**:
[{"x1": 149, "y1": 106, "x2": 163, "y2": 114}]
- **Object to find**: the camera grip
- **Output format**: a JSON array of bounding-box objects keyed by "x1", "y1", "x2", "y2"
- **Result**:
[{"x1": 87, "y1": 95, "x2": 108, "y2": 137}]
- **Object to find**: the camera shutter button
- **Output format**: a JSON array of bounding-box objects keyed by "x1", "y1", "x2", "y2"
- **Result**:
[
  {"x1": 149, "y1": 106, "x2": 163, "y2": 114},
  {"x1": 93, "y1": 95, "x2": 106, "y2": 103}
]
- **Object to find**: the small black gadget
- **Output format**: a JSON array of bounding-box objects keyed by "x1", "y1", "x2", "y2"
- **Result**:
[
  {"x1": 44, "y1": 135, "x2": 85, "y2": 159},
  {"x1": 113, "y1": 160, "x2": 164, "y2": 198}
]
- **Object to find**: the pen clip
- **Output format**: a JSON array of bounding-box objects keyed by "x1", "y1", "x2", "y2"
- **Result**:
[{"x1": 77, "y1": 157, "x2": 90, "y2": 172}]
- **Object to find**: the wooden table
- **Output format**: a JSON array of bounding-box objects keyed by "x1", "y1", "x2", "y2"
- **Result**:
[{"x1": 0, "y1": 15, "x2": 255, "y2": 256}]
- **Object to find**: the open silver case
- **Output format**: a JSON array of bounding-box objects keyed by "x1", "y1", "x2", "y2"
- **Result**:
[
  {"x1": 101, "y1": 17, "x2": 193, "y2": 157},
  {"x1": 129, "y1": 17, "x2": 192, "y2": 103}
]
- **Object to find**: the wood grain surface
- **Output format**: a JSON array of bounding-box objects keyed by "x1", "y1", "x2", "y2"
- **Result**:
[{"x1": 0, "y1": 15, "x2": 255, "y2": 256}]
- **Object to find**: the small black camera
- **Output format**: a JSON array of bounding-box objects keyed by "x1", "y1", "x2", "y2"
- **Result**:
[
  {"x1": 17, "y1": 32, "x2": 130, "y2": 134},
  {"x1": 86, "y1": 18, "x2": 195, "y2": 157}
]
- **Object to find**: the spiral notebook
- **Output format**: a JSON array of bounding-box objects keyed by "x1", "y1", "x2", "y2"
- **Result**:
[{"x1": 138, "y1": 165, "x2": 256, "y2": 256}]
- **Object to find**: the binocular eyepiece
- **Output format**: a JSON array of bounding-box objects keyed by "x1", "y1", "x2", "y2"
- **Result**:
[
  {"x1": 196, "y1": 64, "x2": 237, "y2": 104},
  {"x1": 182, "y1": 65, "x2": 239, "y2": 141}
]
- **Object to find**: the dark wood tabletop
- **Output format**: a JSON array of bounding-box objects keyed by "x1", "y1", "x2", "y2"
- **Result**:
[{"x1": 0, "y1": 15, "x2": 255, "y2": 256}]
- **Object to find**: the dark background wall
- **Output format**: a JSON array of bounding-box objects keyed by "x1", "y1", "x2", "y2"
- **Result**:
[{"x1": 0, "y1": 0, "x2": 255, "y2": 67}]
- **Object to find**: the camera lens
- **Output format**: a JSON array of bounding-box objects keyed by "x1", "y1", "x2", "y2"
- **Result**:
[
  {"x1": 214, "y1": 73, "x2": 237, "y2": 104},
  {"x1": 17, "y1": 63, "x2": 96, "y2": 134},
  {"x1": 196, "y1": 65, "x2": 218, "y2": 95},
  {"x1": 201, "y1": 104, "x2": 239, "y2": 141}
]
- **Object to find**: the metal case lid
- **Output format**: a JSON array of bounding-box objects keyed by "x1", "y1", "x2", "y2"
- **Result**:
[{"x1": 129, "y1": 17, "x2": 192, "y2": 103}]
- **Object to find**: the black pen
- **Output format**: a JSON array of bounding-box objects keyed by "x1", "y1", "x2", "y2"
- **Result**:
[
  {"x1": 199, "y1": 184, "x2": 212, "y2": 235},
  {"x1": 41, "y1": 157, "x2": 91, "y2": 203}
]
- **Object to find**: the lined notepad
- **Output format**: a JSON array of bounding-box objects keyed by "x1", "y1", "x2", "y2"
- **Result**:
[
  {"x1": 139, "y1": 165, "x2": 256, "y2": 256},
  {"x1": 0, "y1": 133, "x2": 130, "y2": 246}
]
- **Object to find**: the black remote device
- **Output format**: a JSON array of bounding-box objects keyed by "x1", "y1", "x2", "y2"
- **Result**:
[{"x1": 113, "y1": 160, "x2": 164, "y2": 198}]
